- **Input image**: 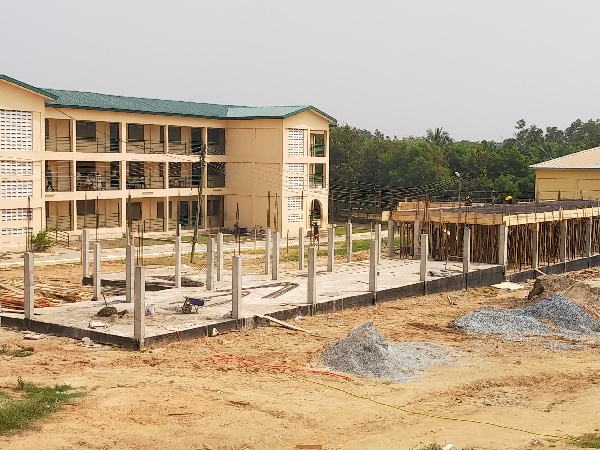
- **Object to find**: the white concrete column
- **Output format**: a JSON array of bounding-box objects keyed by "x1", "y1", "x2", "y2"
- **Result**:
[
  {"x1": 346, "y1": 222, "x2": 353, "y2": 263},
  {"x1": 327, "y1": 227, "x2": 334, "y2": 272},
  {"x1": 375, "y1": 223, "x2": 381, "y2": 265},
  {"x1": 206, "y1": 237, "x2": 215, "y2": 291},
  {"x1": 126, "y1": 244, "x2": 134, "y2": 302},
  {"x1": 559, "y1": 220, "x2": 567, "y2": 263},
  {"x1": 264, "y1": 228, "x2": 271, "y2": 275},
  {"x1": 298, "y1": 227, "x2": 305, "y2": 270},
  {"x1": 498, "y1": 223, "x2": 509, "y2": 267},
  {"x1": 369, "y1": 239, "x2": 377, "y2": 294},
  {"x1": 174, "y1": 234, "x2": 182, "y2": 288},
  {"x1": 387, "y1": 219, "x2": 394, "y2": 258},
  {"x1": 463, "y1": 227, "x2": 471, "y2": 274},
  {"x1": 24, "y1": 252, "x2": 34, "y2": 319},
  {"x1": 413, "y1": 219, "x2": 421, "y2": 258},
  {"x1": 531, "y1": 223, "x2": 539, "y2": 270},
  {"x1": 272, "y1": 231, "x2": 280, "y2": 280},
  {"x1": 420, "y1": 233, "x2": 428, "y2": 283},
  {"x1": 307, "y1": 246, "x2": 316, "y2": 305},
  {"x1": 82, "y1": 229, "x2": 90, "y2": 278},
  {"x1": 216, "y1": 232, "x2": 223, "y2": 281},
  {"x1": 93, "y1": 242, "x2": 101, "y2": 300},
  {"x1": 232, "y1": 255, "x2": 242, "y2": 319},
  {"x1": 134, "y1": 266, "x2": 145, "y2": 348},
  {"x1": 585, "y1": 219, "x2": 593, "y2": 258}
]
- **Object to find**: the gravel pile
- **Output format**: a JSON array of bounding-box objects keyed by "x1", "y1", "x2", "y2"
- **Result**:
[
  {"x1": 454, "y1": 293, "x2": 600, "y2": 341},
  {"x1": 321, "y1": 322, "x2": 454, "y2": 382}
]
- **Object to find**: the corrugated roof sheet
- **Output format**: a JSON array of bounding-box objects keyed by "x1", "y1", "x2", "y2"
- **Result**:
[
  {"x1": 530, "y1": 147, "x2": 600, "y2": 170},
  {"x1": 0, "y1": 74, "x2": 56, "y2": 99}
]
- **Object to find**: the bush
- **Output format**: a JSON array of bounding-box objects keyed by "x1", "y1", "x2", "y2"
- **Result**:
[{"x1": 30, "y1": 229, "x2": 53, "y2": 253}]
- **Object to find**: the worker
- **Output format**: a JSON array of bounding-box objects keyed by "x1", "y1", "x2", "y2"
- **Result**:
[{"x1": 505, "y1": 195, "x2": 514, "y2": 204}]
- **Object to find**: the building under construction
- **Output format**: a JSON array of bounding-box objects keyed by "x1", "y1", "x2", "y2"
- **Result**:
[{"x1": 385, "y1": 200, "x2": 600, "y2": 272}]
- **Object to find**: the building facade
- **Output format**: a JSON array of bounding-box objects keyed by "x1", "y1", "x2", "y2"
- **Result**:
[{"x1": 0, "y1": 75, "x2": 335, "y2": 250}]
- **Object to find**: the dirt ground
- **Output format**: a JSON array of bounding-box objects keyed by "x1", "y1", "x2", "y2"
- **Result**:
[{"x1": 2, "y1": 269, "x2": 600, "y2": 450}]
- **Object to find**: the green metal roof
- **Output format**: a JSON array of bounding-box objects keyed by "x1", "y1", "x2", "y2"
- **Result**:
[
  {"x1": 43, "y1": 88, "x2": 336, "y2": 123},
  {"x1": 0, "y1": 74, "x2": 56, "y2": 99}
]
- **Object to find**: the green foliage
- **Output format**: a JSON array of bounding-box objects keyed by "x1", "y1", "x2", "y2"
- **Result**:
[
  {"x1": 574, "y1": 434, "x2": 600, "y2": 448},
  {"x1": 29, "y1": 228, "x2": 53, "y2": 253},
  {"x1": 0, "y1": 346, "x2": 33, "y2": 358},
  {"x1": 330, "y1": 119, "x2": 600, "y2": 200},
  {"x1": 0, "y1": 378, "x2": 84, "y2": 435}
]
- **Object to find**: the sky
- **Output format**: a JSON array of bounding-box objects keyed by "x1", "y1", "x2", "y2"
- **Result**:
[{"x1": 2, "y1": 0, "x2": 600, "y2": 141}]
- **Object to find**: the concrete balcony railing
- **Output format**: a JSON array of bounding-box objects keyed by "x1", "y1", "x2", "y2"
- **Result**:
[
  {"x1": 168, "y1": 176, "x2": 201, "y2": 188},
  {"x1": 130, "y1": 218, "x2": 165, "y2": 233},
  {"x1": 168, "y1": 216, "x2": 199, "y2": 231},
  {"x1": 76, "y1": 137, "x2": 120, "y2": 153},
  {"x1": 126, "y1": 140, "x2": 165, "y2": 154},
  {"x1": 45, "y1": 136, "x2": 72, "y2": 152},
  {"x1": 45, "y1": 175, "x2": 72, "y2": 192},
  {"x1": 309, "y1": 174, "x2": 324, "y2": 189},
  {"x1": 126, "y1": 176, "x2": 164, "y2": 189},
  {"x1": 76, "y1": 174, "x2": 120, "y2": 191},
  {"x1": 46, "y1": 215, "x2": 72, "y2": 231},
  {"x1": 77, "y1": 212, "x2": 121, "y2": 229}
]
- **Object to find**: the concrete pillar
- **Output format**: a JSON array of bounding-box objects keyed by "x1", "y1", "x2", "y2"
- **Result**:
[
  {"x1": 498, "y1": 223, "x2": 509, "y2": 267},
  {"x1": 82, "y1": 229, "x2": 90, "y2": 278},
  {"x1": 24, "y1": 252, "x2": 34, "y2": 319},
  {"x1": 559, "y1": 220, "x2": 567, "y2": 263},
  {"x1": 449, "y1": 223, "x2": 457, "y2": 256},
  {"x1": 216, "y1": 232, "x2": 223, "y2": 281},
  {"x1": 327, "y1": 227, "x2": 334, "y2": 272},
  {"x1": 126, "y1": 244, "x2": 134, "y2": 302},
  {"x1": 264, "y1": 228, "x2": 271, "y2": 275},
  {"x1": 585, "y1": 219, "x2": 593, "y2": 258},
  {"x1": 369, "y1": 239, "x2": 377, "y2": 294},
  {"x1": 206, "y1": 237, "x2": 215, "y2": 290},
  {"x1": 134, "y1": 266, "x2": 145, "y2": 348},
  {"x1": 272, "y1": 231, "x2": 280, "y2": 280},
  {"x1": 174, "y1": 234, "x2": 182, "y2": 288},
  {"x1": 387, "y1": 219, "x2": 394, "y2": 258},
  {"x1": 346, "y1": 222, "x2": 353, "y2": 263},
  {"x1": 232, "y1": 255, "x2": 242, "y2": 319},
  {"x1": 531, "y1": 223, "x2": 539, "y2": 270},
  {"x1": 307, "y1": 246, "x2": 316, "y2": 305},
  {"x1": 93, "y1": 242, "x2": 101, "y2": 300},
  {"x1": 413, "y1": 219, "x2": 421, "y2": 258},
  {"x1": 463, "y1": 227, "x2": 471, "y2": 274},
  {"x1": 420, "y1": 233, "x2": 428, "y2": 283},
  {"x1": 375, "y1": 223, "x2": 381, "y2": 265},
  {"x1": 298, "y1": 227, "x2": 305, "y2": 270}
]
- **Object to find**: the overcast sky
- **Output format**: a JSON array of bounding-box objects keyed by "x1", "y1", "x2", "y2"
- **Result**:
[{"x1": 2, "y1": 0, "x2": 599, "y2": 141}]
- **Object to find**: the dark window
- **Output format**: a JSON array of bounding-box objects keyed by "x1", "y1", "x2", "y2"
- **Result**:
[
  {"x1": 109, "y1": 123, "x2": 120, "y2": 151},
  {"x1": 159, "y1": 126, "x2": 164, "y2": 143},
  {"x1": 76, "y1": 200, "x2": 96, "y2": 215},
  {"x1": 207, "y1": 128, "x2": 224, "y2": 144},
  {"x1": 207, "y1": 199, "x2": 221, "y2": 216},
  {"x1": 76, "y1": 121, "x2": 96, "y2": 139},
  {"x1": 168, "y1": 126, "x2": 182, "y2": 142},
  {"x1": 126, "y1": 202, "x2": 142, "y2": 220},
  {"x1": 169, "y1": 162, "x2": 181, "y2": 177},
  {"x1": 157, "y1": 201, "x2": 164, "y2": 219},
  {"x1": 168, "y1": 201, "x2": 172, "y2": 219},
  {"x1": 128, "y1": 124, "x2": 144, "y2": 141},
  {"x1": 45, "y1": 119, "x2": 49, "y2": 137},
  {"x1": 128, "y1": 161, "x2": 145, "y2": 177}
]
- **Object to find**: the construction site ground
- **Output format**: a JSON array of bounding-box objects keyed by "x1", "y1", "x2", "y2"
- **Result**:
[{"x1": 2, "y1": 265, "x2": 600, "y2": 449}]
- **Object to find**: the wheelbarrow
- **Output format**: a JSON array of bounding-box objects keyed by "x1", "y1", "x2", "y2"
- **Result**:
[{"x1": 181, "y1": 296, "x2": 206, "y2": 314}]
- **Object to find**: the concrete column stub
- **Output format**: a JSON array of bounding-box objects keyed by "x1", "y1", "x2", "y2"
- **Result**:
[
  {"x1": 82, "y1": 229, "x2": 90, "y2": 278},
  {"x1": 299, "y1": 227, "x2": 305, "y2": 271},
  {"x1": 327, "y1": 227, "x2": 334, "y2": 272},
  {"x1": 272, "y1": 232, "x2": 280, "y2": 280},
  {"x1": 24, "y1": 252, "x2": 34, "y2": 320},
  {"x1": 307, "y1": 246, "x2": 316, "y2": 305},
  {"x1": 387, "y1": 219, "x2": 394, "y2": 258},
  {"x1": 232, "y1": 255, "x2": 242, "y2": 319},
  {"x1": 93, "y1": 242, "x2": 101, "y2": 300},
  {"x1": 346, "y1": 222, "x2": 353, "y2": 263},
  {"x1": 126, "y1": 244, "x2": 135, "y2": 302},
  {"x1": 420, "y1": 233, "x2": 428, "y2": 283},
  {"x1": 463, "y1": 227, "x2": 471, "y2": 274},
  {"x1": 206, "y1": 237, "x2": 215, "y2": 291},
  {"x1": 369, "y1": 239, "x2": 377, "y2": 294},
  {"x1": 174, "y1": 235, "x2": 182, "y2": 288},
  {"x1": 216, "y1": 232, "x2": 224, "y2": 281},
  {"x1": 375, "y1": 223, "x2": 381, "y2": 265},
  {"x1": 264, "y1": 229, "x2": 271, "y2": 275},
  {"x1": 134, "y1": 266, "x2": 146, "y2": 349}
]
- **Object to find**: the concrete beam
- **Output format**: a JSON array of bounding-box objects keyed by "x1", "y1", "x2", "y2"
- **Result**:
[
  {"x1": 387, "y1": 219, "x2": 394, "y2": 258},
  {"x1": 126, "y1": 244, "x2": 134, "y2": 302},
  {"x1": 232, "y1": 255, "x2": 242, "y2": 319},
  {"x1": 272, "y1": 231, "x2": 280, "y2": 280},
  {"x1": 307, "y1": 246, "x2": 316, "y2": 305},
  {"x1": 93, "y1": 242, "x2": 101, "y2": 300},
  {"x1": 264, "y1": 229, "x2": 271, "y2": 275},
  {"x1": 327, "y1": 227, "x2": 334, "y2": 272},
  {"x1": 216, "y1": 232, "x2": 223, "y2": 281},
  {"x1": 206, "y1": 237, "x2": 215, "y2": 291},
  {"x1": 420, "y1": 233, "x2": 428, "y2": 283},
  {"x1": 299, "y1": 227, "x2": 305, "y2": 270},
  {"x1": 24, "y1": 252, "x2": 34, "y2": 319},
  {"x1": 134, "y1": 266, "x2": 145, "y2": 348},
  {"x1": 346, "y1": 222, "x2": 352, "y2": 263}
]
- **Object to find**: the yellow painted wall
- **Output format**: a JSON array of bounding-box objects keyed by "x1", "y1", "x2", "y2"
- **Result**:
[{"x1": 535, "y1": 169, "x2": 600, "y2": 200}]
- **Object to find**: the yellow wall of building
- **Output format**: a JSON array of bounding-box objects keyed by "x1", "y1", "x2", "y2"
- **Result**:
[{"x1": 535, "y1": 169, "x2": 600, "y2": 200}]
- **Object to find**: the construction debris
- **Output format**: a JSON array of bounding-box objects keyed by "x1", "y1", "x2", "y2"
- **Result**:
[{"x1": 0, "y1": 279, "x2": 89, "y2": 310}]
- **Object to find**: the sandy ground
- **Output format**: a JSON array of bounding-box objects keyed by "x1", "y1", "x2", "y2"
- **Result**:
[{"x1": 2, "y1": 270, "x2": 600, "y2": 450}]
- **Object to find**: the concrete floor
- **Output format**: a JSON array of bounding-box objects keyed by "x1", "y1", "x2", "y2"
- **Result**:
[{"x1": 1, "y1": 258, "x2": 496, "y2": 340}]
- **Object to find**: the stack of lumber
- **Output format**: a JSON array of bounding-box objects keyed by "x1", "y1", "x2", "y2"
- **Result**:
[{"x1": 0, "y1": 280, "x2": 86, "y2": 311}]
